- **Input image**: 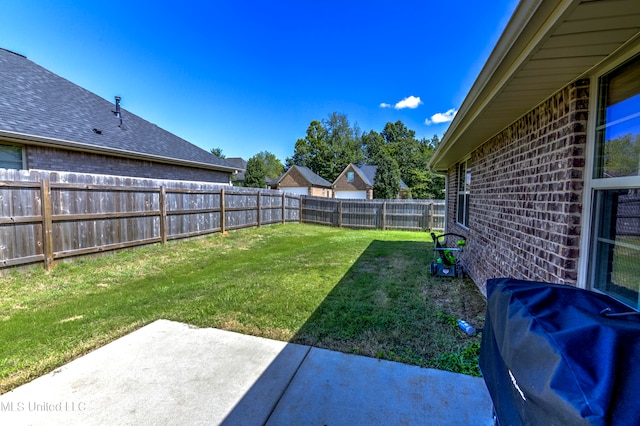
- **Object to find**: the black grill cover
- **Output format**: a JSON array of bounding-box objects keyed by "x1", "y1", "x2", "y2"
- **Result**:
[{"x1": 479, "y1": 278, "x2": 640, "y2": 425}]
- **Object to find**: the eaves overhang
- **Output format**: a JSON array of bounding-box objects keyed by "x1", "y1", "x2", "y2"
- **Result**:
[
  {"x1": 429, "y1": 0, "x2": 640, "y2": 173},
  {"x1": 0, "y1": 130, "x2": 239, "y2": 174}
]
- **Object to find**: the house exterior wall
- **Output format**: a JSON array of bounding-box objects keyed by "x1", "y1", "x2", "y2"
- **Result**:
[
  {"x1": 278, "y1": 167, "x2": 309, "y2": 188},
  {"x1": 276, "y1": 166, "x2": 331, "y2": 197},
  {"x1": 308, "y1": 186, "x2": 332, "y2": 197},
  {"x1": 448, "y1": 79, "x2": 589, "y2": 295},
  {"x1": 333, "y1": 165, "x2": 373, "y2": 199},
  {"x1": 280, "y1": 187, "x2": 309, "y2": 196},
  {"x1": 335, "y1": 190, "x2": 367, "y2": 199},
  {"x1": 25, "y1": 145, "x2": 231, "y2": 184}
]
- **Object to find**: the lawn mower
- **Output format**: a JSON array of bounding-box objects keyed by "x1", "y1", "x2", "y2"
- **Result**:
[{"x1": 430, "y1": 232, "x2": 466, "y2": 278}]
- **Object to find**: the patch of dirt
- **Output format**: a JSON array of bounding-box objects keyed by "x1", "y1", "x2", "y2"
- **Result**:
[{"x1": 422, "y1": 276, "x2": 487, "y2": 326}]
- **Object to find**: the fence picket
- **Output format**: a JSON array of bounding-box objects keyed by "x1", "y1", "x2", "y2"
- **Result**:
[{"x1": 0, "y1": 170, "x2": 443, "y2": 272}]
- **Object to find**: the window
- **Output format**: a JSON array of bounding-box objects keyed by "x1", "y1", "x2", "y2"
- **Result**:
[
  {"x1": 457, "y1": 159, "x2": 470, "y2": 227},
  {"x1": 593, "y1": 55, "x2": 640, "y2": 179},
  {"x1": 591, "y1": 189, "x2": 640, "y2": 308},
  {"x1": 588, "y1": 53, "x2": 640, "y2": 310},
  {"x1": 0, "y1": 144, "x2": 23, "y2": 169},
  {"x1": 347, "y1": 171, "x2": 354, "y2": 183}
]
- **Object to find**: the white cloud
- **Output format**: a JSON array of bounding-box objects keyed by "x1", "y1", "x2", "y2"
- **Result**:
[
  {"x1": 394, "y1": 96, "x2": 422, "y2": 110},
  {"x1": 425, "y1": 108, "x2": 458, "y2": 125},
  {"x1": 379, "y1": 102, "x2": 391, "y2": 108}
]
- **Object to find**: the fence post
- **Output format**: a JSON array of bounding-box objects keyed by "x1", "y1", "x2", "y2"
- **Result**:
[
  {"x1": 282, "y1": 192, "x2": 286, "y2": 224},
  {"x1": 159, "y1": 186, "x2": 167, "y2": 244},
  {"x1": 298, "y1": 195, "x2": 303, "y2": 223},
  {"x1": 338, "y1": 200, "x2": 343, "y2": 228},
  {"x1": 382, "y1": 201, "x2": 387, "y2": 231},
  {"x1": 40, "y1": 179, "x2": 54, "y2": 271},
  {"x1": 257, "y1": 191, "x2": 261, "y2": 227},
  {"x1": 220, "y1": 187, "x2": 226, "y2": 233},
  {"x1": 428, "y1": 202, "x2": 434, "y2": 231}
]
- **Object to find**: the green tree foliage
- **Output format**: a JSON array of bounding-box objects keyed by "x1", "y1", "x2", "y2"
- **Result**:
[
  {"x1": 210, "y1": 147, "x2": 225, "y2": 158},
  {"x1": 244, "y1": 156, "x2": 266, "y2": 188},
  {"x1": 287, "y1": 113, "x2": 363, "y2": 181},
  {"x1": 288, "y1": 113, "x2": 446, "y2": 199},
  {"x1": 604, "y1": 133, "x2": 640, "y2": 177},
  {"x1": 364, "y1": 123, "x2": 444, "y2": 199},
  {"x1": 252, "y1": 151, "x2": 284, "y2": 181},
  {"x1": 374, "y1": 156, "x2": 401, "y2": 199}
]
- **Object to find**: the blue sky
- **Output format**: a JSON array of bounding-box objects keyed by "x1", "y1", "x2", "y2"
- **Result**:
[{"x1": 2, "y1": 1, "x2": 518, "y2": 163}]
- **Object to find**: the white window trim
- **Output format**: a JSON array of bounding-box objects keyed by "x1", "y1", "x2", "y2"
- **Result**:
[
  {"x1": 578, "y1": 42, "x2": 640, "y2": 291},
  {"x1": 456, "y1": 156, "x2": 471, "y2": 229}
]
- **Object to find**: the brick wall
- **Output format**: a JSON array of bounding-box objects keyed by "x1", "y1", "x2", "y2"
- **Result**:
[
  {"x1": 308, "y1": 186, "x2": 333, "y2": 197},
  {"x1": 448, "y1": 79, "x2": 589, "y2": 295},
  {"x1": 278, "y1": 167, "x2": 308, "y2": 188},
  {"x1": 334, "y1": 165, "x2": 370, "y2": 191},
  {"x1": 25, "y1": 146, "x2": 231, "y2": 184}
]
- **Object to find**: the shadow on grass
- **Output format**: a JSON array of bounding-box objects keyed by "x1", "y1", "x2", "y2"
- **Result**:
[
  {"x1": 222, "y1": 239, "x2": 487, "y2": 424},
  {"x1": 288, "y1": 239, "x2": 474, "y2": 366}
]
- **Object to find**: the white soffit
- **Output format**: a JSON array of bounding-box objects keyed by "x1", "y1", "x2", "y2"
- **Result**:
[{"x1": 430, "y1": 0, "x2": 640, "y2": 172}]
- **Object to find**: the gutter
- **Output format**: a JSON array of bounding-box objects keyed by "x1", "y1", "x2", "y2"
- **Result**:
[
  {"x1": 428, "y1": 0, "x2": 578, "y2": 173},
  {"x1": 0, "y1": 129, "x2": 239, "y2": 174}
]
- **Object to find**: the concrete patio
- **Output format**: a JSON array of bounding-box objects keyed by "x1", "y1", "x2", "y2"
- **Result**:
[{"x1": 0, "y1": 320, "x2": 494, "y2": 425}]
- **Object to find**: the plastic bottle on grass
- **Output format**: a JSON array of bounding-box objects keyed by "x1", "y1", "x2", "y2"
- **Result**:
[{"x1": 457, "y1": 319, "x2": 476, "y2": 336}]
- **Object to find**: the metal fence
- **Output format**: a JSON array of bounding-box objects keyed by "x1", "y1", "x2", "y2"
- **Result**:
[{"x1": 1, "y1": 169, "x2": 445, "y2": 271}]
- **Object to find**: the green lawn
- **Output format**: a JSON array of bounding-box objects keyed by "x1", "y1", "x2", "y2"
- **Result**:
[{"x1": 0, "y1": 223, "x2": 486, "y2": 394}]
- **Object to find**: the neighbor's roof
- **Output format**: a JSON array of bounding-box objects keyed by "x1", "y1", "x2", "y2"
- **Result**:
[
  {"x1": 354, "y1": 164, "x2": 377, "y2": 186},
  {"x1": 351, "y1": 164, "x2": 408, "y2": 189},
  {"x1": 429, "y1": 0, "x2": 640, "y2": 172},
  {"x1": 0, "y1": 48, "x2": 237, "y2": 173},
  {"x1": 226, "y1": 157, "x2": 247, "y2": 180},
  {"x1": 274, "y1": 165, "x2": 333, "y2": 187}
]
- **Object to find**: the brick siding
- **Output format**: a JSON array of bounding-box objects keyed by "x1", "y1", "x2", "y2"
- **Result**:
[
  {"x1": 308, "y1": 187, "x2": 333, "y2": 197},
  {"x1": 276, "y1": 167, "x2": 332, "y2": 197},
  {"x1": 447, "y1": 79, "x2": 589, "y2": 295},
  {"x1": 26, "y1": 145, "x2": 231, "y2": 184},
  {"x1": 334, "y1": 165, "x2": 374, "y2": 199},
  {"x1": 278, "y1": 167, "x2": 310, "y2": 188},
  {"x1": 334, "y1": 165, "x2": 370, "y2": 191}
]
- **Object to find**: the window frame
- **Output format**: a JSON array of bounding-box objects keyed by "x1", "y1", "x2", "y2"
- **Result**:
[
  {"x1": 456, "y1": 158, "x2": 471, "y2": 228},
  {"x1": 581, "y1": 46, "x2": 640, "y2": 310},
  {"x1": 0, "y1": 142, "x2": 26, "y2": 170}
]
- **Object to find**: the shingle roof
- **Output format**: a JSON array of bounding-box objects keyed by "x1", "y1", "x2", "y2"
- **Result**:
[
  {"x1": 354, "y1": 165, "x2": 377, "y2": 186},
  {"x1": 0, "y1": 48, "x2": 236, "y2": 172},
  {"x1": 226, "y1": 157, "x2": 247, "y2": 180},
  {"x1": 275, "y1": 165, "x2": 332, "y2": 187},
  {"x1": 353, "y1": 164, "x2": 408, "y2": 189}
]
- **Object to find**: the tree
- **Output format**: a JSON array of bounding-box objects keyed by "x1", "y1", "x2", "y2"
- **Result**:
[
  {"x1": 604, "y1": 133, "x2": 640, "y2": 177},
  {"x1": 252, "y1": 151, "x2": 283, "y2": 181},
  {"x1": 287, "y1": 113, "x2": 363, "y2": 181},
  {"x1": 286, "y1": 120, "x2": 329, "y2": 175},
  {"x1": 373, "y1": 156, "x2": 401, "y2": 199},
  {"x1": 244, "y1": 156, "x2": 266, "y2": 188},
  {"x1": 362, "y1": 130, "x2": 388, "y2": 165},
  {"x1": 210, "y1": 147, "x2": 225, "y2": 158},
  {"x1": 362, "y1": 122, "x2": 445, "y2": 200}
]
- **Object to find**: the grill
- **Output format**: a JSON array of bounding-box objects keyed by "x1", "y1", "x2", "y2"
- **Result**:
[{"x1": 480, "y1": 278, "x2": 640, "y2": 425}]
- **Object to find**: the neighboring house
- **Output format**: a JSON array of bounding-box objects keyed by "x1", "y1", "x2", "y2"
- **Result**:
[
  {"x1": 0, "y1": 48, "x2": 237, "y2": 183},
  {"x1": 333, "y1": 164, "x2": 408, "y2": 199},
  {"x1": 428, "y1": 0, "x2": 640, "y2": 311},
  {"x1": 269, "y1": 165, "x2": 333, "y2": 197},
  {"x1": 226, "y1": 157, "x2": 247, "y2": 186}
]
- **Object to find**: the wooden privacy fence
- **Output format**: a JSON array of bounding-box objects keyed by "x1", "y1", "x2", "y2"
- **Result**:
[
  {"x1": 0, "y1": 170, "x2": 300, "y2": 271},
  {"x1": 1, "y1": 170, "x2": 446, "y2": 271},
  {"x1": 301, "y1": 197, "x2": 445, "y2": 231}
]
